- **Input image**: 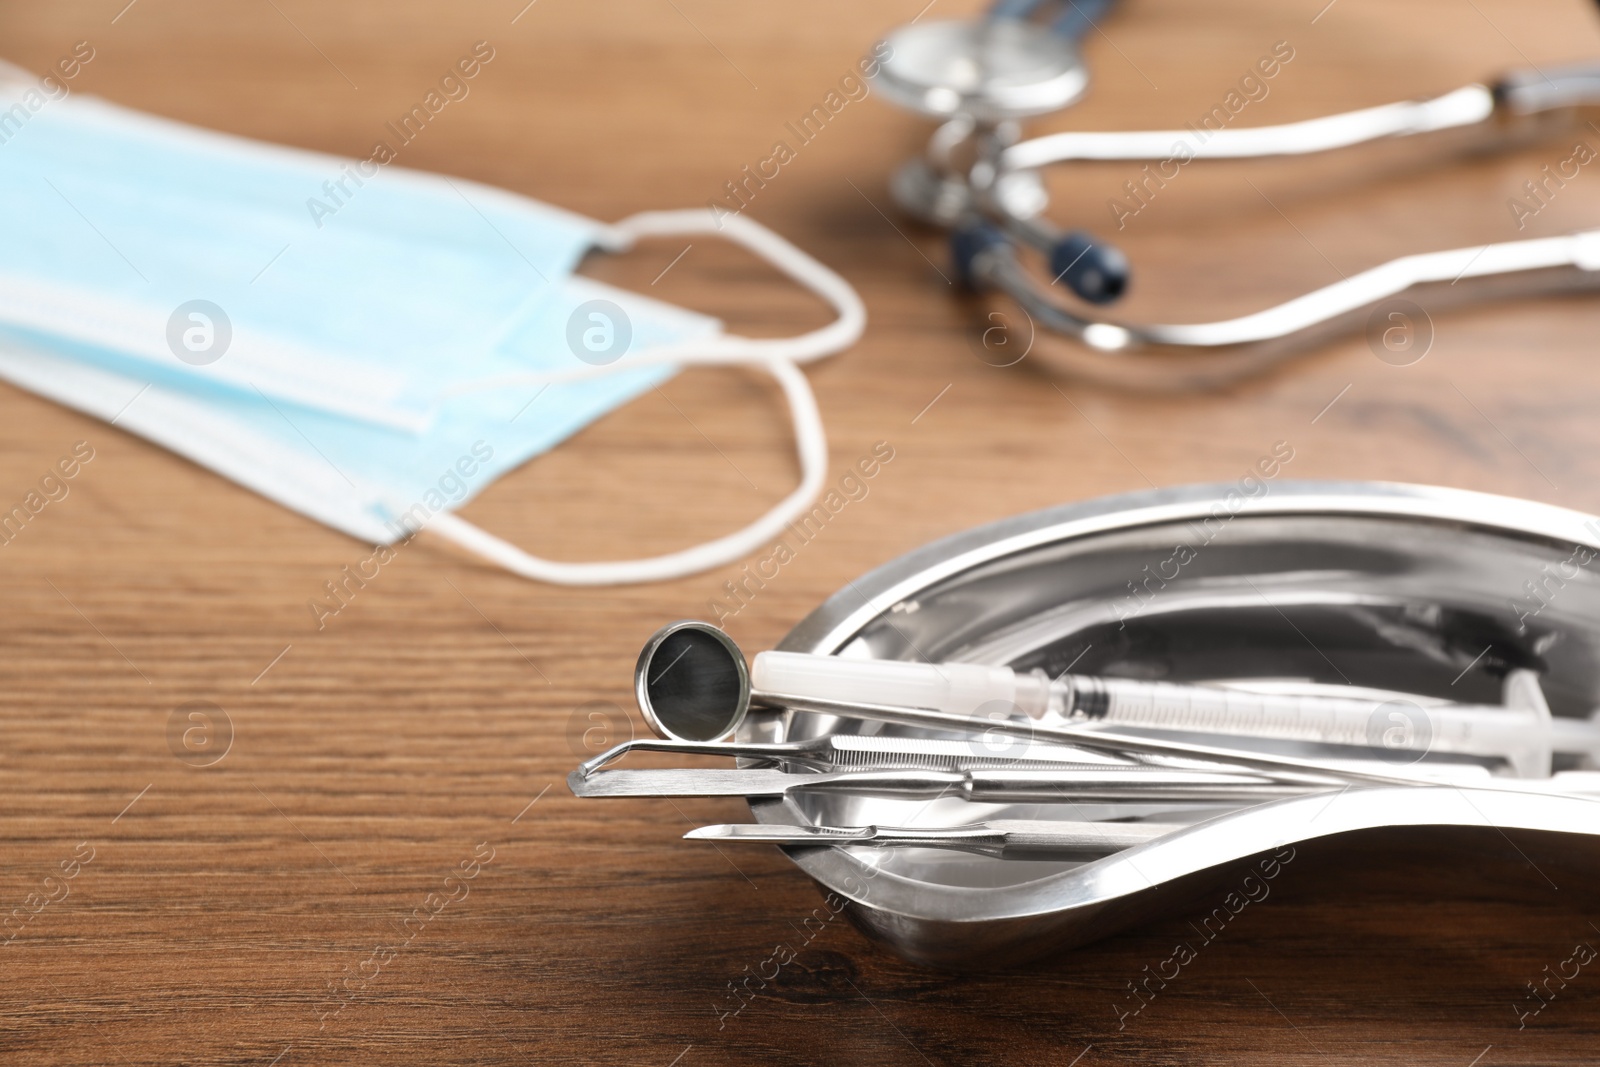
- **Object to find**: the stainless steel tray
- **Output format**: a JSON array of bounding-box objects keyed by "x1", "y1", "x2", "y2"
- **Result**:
[{"x1": 747, "y1": 481, "x2": 1600, "y2": 967}]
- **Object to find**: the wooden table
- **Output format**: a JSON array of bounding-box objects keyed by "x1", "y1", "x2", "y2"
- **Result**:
[{"x1": 3, "y1": 0, "x2": 1600, "y2": 1062}]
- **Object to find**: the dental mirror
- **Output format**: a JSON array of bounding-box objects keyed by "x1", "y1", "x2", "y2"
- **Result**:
[
  {"x1": 872, "y1": 19, "x2": 1089, "y2": 122},
  {"x1": 635, "y1": 621, "x2": 750, "y2": 742}
]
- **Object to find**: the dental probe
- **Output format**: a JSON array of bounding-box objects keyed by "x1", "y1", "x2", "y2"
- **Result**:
[
  {"x1": 570, "y1": 765, "x2": 1304, "y2": 804},
  {"x1": 575, "y1": 733, "x2": 1139, "y2": 777}
]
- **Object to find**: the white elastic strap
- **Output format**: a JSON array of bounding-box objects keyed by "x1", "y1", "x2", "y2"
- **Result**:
[
  {"x1": 0, "y1": 61, "x2": 39, "y2": 86},
  {"x1": 441, "y1": 210, "x2": 866, "y2": 397},
  {"x1": 426, "y1": 210, "x2": 862, "y2": 585}
]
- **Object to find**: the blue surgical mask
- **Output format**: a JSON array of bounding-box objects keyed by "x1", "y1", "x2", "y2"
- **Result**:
[{"x1": 0, "y1": 72, "x2": 864, "y2": 584}]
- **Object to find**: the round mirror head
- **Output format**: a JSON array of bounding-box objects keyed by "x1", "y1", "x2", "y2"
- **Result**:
[
  {"x1": 872, "y1": 19, "x2": 1088, "y2": 122},
  {"x1": 634, "y1": 621, "x2": 751, "y2": 742}
]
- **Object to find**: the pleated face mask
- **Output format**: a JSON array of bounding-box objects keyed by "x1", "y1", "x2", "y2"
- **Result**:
[{"x1": 0, "y1": 70, "x2": 863, "y2": 584}]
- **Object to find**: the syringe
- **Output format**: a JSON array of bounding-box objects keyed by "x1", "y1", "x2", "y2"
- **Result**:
[{"x1": 751, "y1": 651, "x2": 1600, "y2": 778}]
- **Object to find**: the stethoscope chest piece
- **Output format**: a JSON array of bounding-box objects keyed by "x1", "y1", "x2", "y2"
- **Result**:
[
  {"x1": 874, "y1": 18, "x2": 1089, "y2": 122},
  {"x1": 877, "y1": 18, "x2": 1082, "y2": 226}
]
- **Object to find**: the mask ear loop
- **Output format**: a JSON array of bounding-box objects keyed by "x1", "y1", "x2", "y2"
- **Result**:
[
  {"x1": 425, "y1": 210, "x2": 865, "y2": 586},
  {"x1": 0, "y1": 61, "x2": 39, "y2": 85}
]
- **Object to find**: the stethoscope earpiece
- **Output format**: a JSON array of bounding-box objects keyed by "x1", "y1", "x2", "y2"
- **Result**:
[{"x1": 873, "y1": 18, "x2": 1089, "y2": 123}]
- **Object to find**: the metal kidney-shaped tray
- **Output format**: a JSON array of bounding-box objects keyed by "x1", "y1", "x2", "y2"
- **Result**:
[{"x1": 744, "y1": 481, "x2": 1600, "y2": 968}]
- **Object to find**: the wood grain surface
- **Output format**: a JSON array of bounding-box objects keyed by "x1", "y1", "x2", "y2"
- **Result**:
[{"x1": 3, "y1": 0, "x2": 1600, "y2": 1063}]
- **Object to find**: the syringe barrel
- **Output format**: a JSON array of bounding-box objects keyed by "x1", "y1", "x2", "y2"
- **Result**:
[
  {"x1": 751, "y1": 653, "x2": 1052, "y2": 719},
  {"x1": 1063, "y1": 676, "x2": 1535, "y2": 762}
]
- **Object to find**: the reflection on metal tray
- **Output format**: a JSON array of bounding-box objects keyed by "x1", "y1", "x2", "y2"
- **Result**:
[{"x1": 748, "y1": 480, "x2": 1600, "y2": 968}]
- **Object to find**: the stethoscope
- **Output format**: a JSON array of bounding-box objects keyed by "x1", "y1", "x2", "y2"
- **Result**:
[{"x1": 869, "y1": 1, "x2": 1600, "y2": 383}]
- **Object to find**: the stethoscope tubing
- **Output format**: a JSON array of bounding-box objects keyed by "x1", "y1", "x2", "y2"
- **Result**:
[{"x1": 921, "y1": 14, "x2": 1600, "y2": 372}]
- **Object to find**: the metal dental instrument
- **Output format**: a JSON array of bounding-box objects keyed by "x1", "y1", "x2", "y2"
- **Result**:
[
  {"x1": 685, "y1": 818, "x2": 1184, "y2": 860},
  {"x1": 571, "y1": 765, "x2": 1304, "y2": 804},
  {"x1": 736, "y1": 692, "x2": 1503, "y2": 788},
  {"x1": 688, "y1": 773, "x2": 1600, "y2": 859},
  {"x1": 870, "y1": 1, "x2": 1600, "y2": 378},
  {"x1": 630, "y1": 621, "x2": 1529, "y2": 788},
  {"x1": 575, "y1": 733, "x2": 1136, "y2": 778}
]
